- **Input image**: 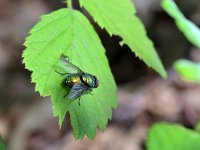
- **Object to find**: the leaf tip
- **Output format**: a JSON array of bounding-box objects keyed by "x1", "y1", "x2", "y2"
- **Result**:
[
  {"x1": 119, "y1": 40, "x2": 125, "y2": 46},
  {"x1": 161, "y1": 70, "x2": 168, "y2": 79}
]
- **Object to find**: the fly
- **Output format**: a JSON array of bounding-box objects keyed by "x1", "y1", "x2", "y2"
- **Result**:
[{"x1": 55, "y1": 54, "x2": 99, "y2": 105}]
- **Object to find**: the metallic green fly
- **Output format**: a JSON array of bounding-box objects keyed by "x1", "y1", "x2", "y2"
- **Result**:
[{"x1": 55, "y1": 54, "x2": 99, "y2": 105}]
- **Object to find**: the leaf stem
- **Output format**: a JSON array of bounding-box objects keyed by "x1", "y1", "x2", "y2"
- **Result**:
[{"x1": 66, "y1": 0, "x2": 73, "y2": 9}]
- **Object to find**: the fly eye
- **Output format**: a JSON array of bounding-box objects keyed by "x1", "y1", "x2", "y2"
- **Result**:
[
  {"x1": 93, "y1": 76, "x2": 99, "y2": 88},
  {"x1": 96, "y1": 79, "x2": 99, "y2": 87}
]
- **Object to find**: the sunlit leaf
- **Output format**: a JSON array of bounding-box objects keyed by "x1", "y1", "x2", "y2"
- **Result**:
[
  {"x1": 173, "y1": 59, "x2": 200, "y2": 83},
  {"x1": 147, "y1": 123, "x2": 200, "y2": 150},
  {"x1": 161, "y1": 0, "x2": 200, "y2": 48},
  {"x1": 79, "y1": 0, "x2": 167, "y2": 78},
  {"x1": 23, "y1": 8, "x2": 117, "y2": 139}
]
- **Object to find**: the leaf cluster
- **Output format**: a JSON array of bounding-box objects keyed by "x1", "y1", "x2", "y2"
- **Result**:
[{"x1": 23, "y1": 0, "x2": 166, "y2": 139}]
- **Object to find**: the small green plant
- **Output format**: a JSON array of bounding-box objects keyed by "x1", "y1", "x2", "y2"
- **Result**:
[
  {"x1": 161, "y1": 0, "x2": 200, "y2": 48},
  {"x1": 161, "y1": 0, "x2": 200, "y2": 83},
  {"x1": 0, "y1": 137, "x2": 6, "y2": 150},
  {"x1": 174, "y1": 59, "x2": 200, "y2": 83},
  {"x1": 146, "y1": 123, "x2": 200, "y2": 150},
  {"x1": 22, "y1": 0, "x2": 166, "y2": 139},
  {"x1": 146, "y1": 1, "x2": 200, "y2": 149}
]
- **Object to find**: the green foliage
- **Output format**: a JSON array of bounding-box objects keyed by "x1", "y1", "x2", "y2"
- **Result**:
[
  {"x1": 173, "y1": 59, "x2": 200, "y2": 84},
  {"x1": 163, "y1": 0, "x2": 200, "y2": 84},
  {"x1": 146, "y1": 123, "x2": 200, "y2": 150},
  {"x1": 195, "y1": 120, "x2": 200, "y2": 132},
  {"x1": 23, "y1": 0, "x2": 168, "y2": 140},
  {"x1": 161, "y1": 0, "x2": 200, "y2": 48},
  {"x1": 23, "y1": 9, "x2": 117, "y2": 139},
  {"x1": 79, "y1": 0, "x2": 167, "y2": 78},
  {"x1": 0, "y1": 137, "x2": 6, "y2": 150}
]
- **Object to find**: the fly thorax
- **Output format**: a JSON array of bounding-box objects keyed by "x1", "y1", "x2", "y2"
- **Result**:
[
  {"x1": 64, "y1": 75, "x2": 81, "y2": 87},
  {"x1": 81, "y1": 74, "x2": 94, "y2": 88}
]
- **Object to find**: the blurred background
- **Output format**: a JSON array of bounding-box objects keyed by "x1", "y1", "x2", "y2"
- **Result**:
[{"x1": 0, "y1": 0, "x2": 200, "y2": 150}]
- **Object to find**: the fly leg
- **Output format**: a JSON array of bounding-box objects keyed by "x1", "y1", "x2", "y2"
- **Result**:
[
  {"x1": 54, "y1": 70, "x2": 69, "y2": 76},
  {"x1": 86, "y1": 89, "x2": 93, "y2": 96},
  {"x1": 78, "y1": 98, "x2": 81, "y2": 106},
  {"x1": 63, "y1": 92, "x2": 68, "y2": 98}
]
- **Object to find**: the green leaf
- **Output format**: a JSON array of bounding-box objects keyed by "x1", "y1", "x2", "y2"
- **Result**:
[
  {"x1": 146, "y1": 123, "x2": 200, "y2": 150},
  {"x1": 79, "y1": 0, "x2": 167, "y2": 78},
  {"x1": 23, "y1": 8, "x2": 117, "y2": 140},
  {"x1": 195, "y1": 120, "x2": 200, "y2": 132},
  {"x1": 173, "y1": 59, "x2": 200, "y2": 83},
  {"x1": 161, "y1": 0, "x2": 200, "y2": 48},
  {"x1": 0, "y1": 137, "x2": 6, "y2": 150}
]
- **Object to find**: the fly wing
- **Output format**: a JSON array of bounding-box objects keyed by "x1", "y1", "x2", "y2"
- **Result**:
[
  {"x1": 60, "y1": 54, "x2": 84, "y2": 74},
  {"x1": 69, "y1": 83, "x2": 88, "y2": 100}
]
